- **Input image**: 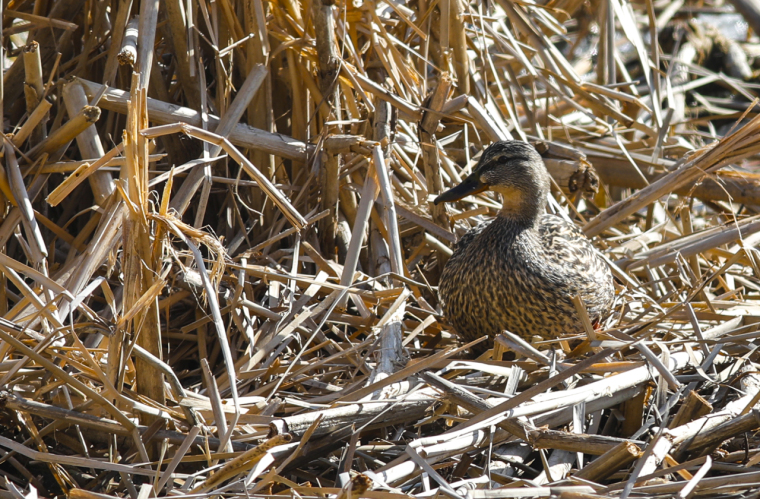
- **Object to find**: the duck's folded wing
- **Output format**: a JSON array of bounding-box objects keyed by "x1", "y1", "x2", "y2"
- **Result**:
[
  {"x1": 538, "y1": 214, "x2": 587, "y2": 244},
  {"x1": 538, "y1": 214, "x2": 614, "y2": 313}
]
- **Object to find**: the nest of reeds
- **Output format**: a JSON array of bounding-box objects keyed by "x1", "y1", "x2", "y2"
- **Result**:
[{"x1": 5, "y1": 0, "x2": 760, "y2": 497}]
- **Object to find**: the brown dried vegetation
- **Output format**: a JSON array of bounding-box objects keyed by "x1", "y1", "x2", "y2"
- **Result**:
[{"x1": 3, "y1": 0, "x2": 760, "y2": 498}]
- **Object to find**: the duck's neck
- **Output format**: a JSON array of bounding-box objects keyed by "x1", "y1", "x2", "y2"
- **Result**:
[{"x1": 496, "y1": 190, "x2": 546, "y2": 229}]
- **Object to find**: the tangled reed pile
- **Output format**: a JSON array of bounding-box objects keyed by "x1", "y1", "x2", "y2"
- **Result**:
[{"x1": 5, "y1": 0, "x2": 760, "y2": 497}]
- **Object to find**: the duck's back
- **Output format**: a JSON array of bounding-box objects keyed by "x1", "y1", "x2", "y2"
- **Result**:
[{"x1": 439, "y1": 214, "x2": 614, "y2": 343}]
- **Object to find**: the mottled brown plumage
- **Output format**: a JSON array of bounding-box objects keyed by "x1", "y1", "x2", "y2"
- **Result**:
[{"x1": 435, "y1": 141, "x2": 614, "y2": 343}]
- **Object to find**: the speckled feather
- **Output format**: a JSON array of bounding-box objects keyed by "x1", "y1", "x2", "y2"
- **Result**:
[
  {"x1": 439, "y1": 214, "x2": 614, "y2": 342},
  {"x1": 436, "y1": 141, "x2": 614, "y2": 343}
]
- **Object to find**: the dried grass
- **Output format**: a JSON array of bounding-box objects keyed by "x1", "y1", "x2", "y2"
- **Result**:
[{"x1": 2, "y1": 0, "x2": 760, "y2": 498}]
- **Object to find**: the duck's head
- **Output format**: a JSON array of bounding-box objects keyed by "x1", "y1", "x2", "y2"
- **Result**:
[{"x1": 434, "y1": 141, "x2": 550, "y2": 223}]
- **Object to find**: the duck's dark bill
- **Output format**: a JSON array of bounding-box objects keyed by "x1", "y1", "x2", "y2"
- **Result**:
[{"x1": 434, "y1": 176, "x2": 488, "y2": 204}]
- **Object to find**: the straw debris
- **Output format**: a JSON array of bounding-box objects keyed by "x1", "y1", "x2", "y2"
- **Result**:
[{"x1": 4, "y1": 0, "x2": 760, "y2": 498}]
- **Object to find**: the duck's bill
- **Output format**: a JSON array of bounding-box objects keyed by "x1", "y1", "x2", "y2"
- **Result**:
[{"x1": 434, "y1": 176, "x2": 488, "y2": 204}]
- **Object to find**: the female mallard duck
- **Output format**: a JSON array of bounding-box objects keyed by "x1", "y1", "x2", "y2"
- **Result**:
[{"x1": 435, "y1": 141, "x2": 614, "y2": 343}]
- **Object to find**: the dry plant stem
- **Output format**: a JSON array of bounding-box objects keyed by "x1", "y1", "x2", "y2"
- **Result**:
[
  {"x1": 4, "y1": 142, "x2": 47, "y2": 263},
  {"x1": 624, "y1": 216, "x2": 760, "y2": 270},
  {"x1": 276, "y1": 390, "x2": 436, "y2": 438},
  {"x1": 620, "y1": 469, "x2": 760, "y2": 496},
  {"x1": 132, "y1": 343, "x2": 199, "y2": 426},
  {"x1": 37, "y1": 154, "x2": 162, "y2": 173},
  {"x1": 0, "y1": 322, "x2": 135, "y2": 430},
  {"x1": 5, "y1": 10, "x2": 78, "y2": 31},
  {"x1": 496, "y1": 332, "x2": 551, "y2": 365},
  {"x1": 278, "y1": 6, "x2": 306, "y2": 182},
  {"x1": 170, "y1": 64, "x2": 267, "y2": 216},
  {"x1": 584, "y1": 116, "x2": 760, "y2": 236},
  {"x1": 22, "y1": 41, "x2": 47, "y2": 145},
  {"x1": 353, "y1": 71, "x2": 421, "y2": 120},
  {"x1": 155, "y1": 425, "x2": 201, "y2": 493},
  {"x1": 131, "y1": 344, "x2": 186, "y2": 402},
  {"x1": 422, "y1": 371, "x2": 528, "y2": 436},
  {"x1": 76, "y1": 78, "x2": 309, "y2": 161},
  {"x1": 372, "y1": 289, "x2": 410, "y2": 385},
  {"x1": 373, "y1": 145, "x2": 403, "y2": 275},
  {"x1": 58, "y1": 198, "x2": 127, "y2": 318},
  {"x1": 46, "y1": 143, "x2": 125, "y2": 206},
  {"x1": 468, "y1": 99, "x2": 511, "y2": 141},
  {"x1": 13, "y1": 98, "x2": 52, "y2": 147},
  {"x1": 193, "y1": 434, "x2": 293, "y2": 492},
  {"x1": 636, "y1": 372, "x2": 760, "y2": 477},
  {"x1": 337, "y1": 163, "x2": 379, "y2": 306},
  {"x1": 534, "y1": 449, "x2": 574, "y2": 484},
  {"x1": 449, "y1": 0, "x2": 470, "y2": 94},
  {"x1": 201, "y1": 359, "x2": 233, "y2": 453},
  {"x1": 595, "y1": 161, "x2": 760, "y2": 206},
  {"x1": 573, "y1": 441, "x2": 643, "y2": 482},
  {"x1": 155, "y1": 214, "x2": 242, "y2": 426},
  {"x1": 2, "y1": 0, "x2": 82, "y2": 104},
  {"x1": 118, "y1": 17, "x2": 139, "y2": 66},
  {"x1": 311, "y1": 0, "x2": 341, "y2": 102},
  {"x1": 142, "y1": 123, "x2": 306, "y2": 228},
  {"x1": 0, "y1": 434, "x2": 153, "y2": 476},
  {"x1": 672, "y1": 41, "x2": 700, "y2": 132},
  {"x1": 319, "y1": 151, "x2": 340, "y2": 258},
  {"x1": 27, "y1": 105, "x2": 100, "y2": 159},
  {"x1": 376, "y1": 350, "x2": 699, "y2": 485},
  {"x1": 245, "y1": 0, "x2": 274, "y2": 220},
  {"x1": 136, "y1": 0, "x2": 159, "y2": 89},
  {"x1": 0, "y1": 391, "x2": 248, "y2": 451},
  {"x1": 122, "y1": 74, "x2": 165, "y2": 425},
  {"x1": 679, "y1": 409, "x2": 760, "y2": 455},
  {"x1": 669, "y1": 390, "x2": 712, "y2": 428},
  {"x1": 61, "y1": 80, "x2": 114, "y2": 205},
  {"x1": 164, "y1": 0, "x2": 200, "y2": 109},
  {"x1": 419, "y1": 74, "x2": 452, "y2": 258},
  {"x1": 102, "y1": 0, "x2": 134, "y2": 84},
  {"x1": 527, "y1": 428, "x2": 641, "y2": 455}
]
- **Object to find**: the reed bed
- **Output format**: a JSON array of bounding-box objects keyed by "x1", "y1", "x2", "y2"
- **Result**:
[{"x1": 4, "y1": 0, "x2": 760, "y2": 497}]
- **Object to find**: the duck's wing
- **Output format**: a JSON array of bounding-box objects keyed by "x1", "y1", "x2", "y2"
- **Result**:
[
  {"x1": 538, "y1": 214, "x2": 591, "y2": 250},
  {"x1": 538, "y1": 214, "x2": 613, "y2": 303}
]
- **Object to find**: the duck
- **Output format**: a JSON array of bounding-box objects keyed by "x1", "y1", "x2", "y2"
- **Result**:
[{"x1": 434, "y1": 140, "x2": 614, "y2": 343}]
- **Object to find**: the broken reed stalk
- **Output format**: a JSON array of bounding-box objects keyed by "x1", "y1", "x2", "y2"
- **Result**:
[
  {"x1": 46, "y1": 143, "x2": 125, "y2": 206},
  {"x1": 22, "y1": 41, "x2": 47, "y2": 145},
  {"x1": 121, "y1": 72, "x2": 164, "y2": 424},
  {"x1": 117, "y1": 17, "x2": 139, "y2": 67},
  {"x1": 527, "y1": 428, "x2": 642, "y2": 455},
  {"x1": 26, "y1": 105, "x2": 100, "y2": 159},
  {"x1": 61, "y1": 79, "x2": 114, "y2": 205},
  {"x1": 102, "y1": 0, "x2": 134, "y2": 85},
  {"x1": 573, "y1": 441, "x2": 643, "y2": 482}
]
